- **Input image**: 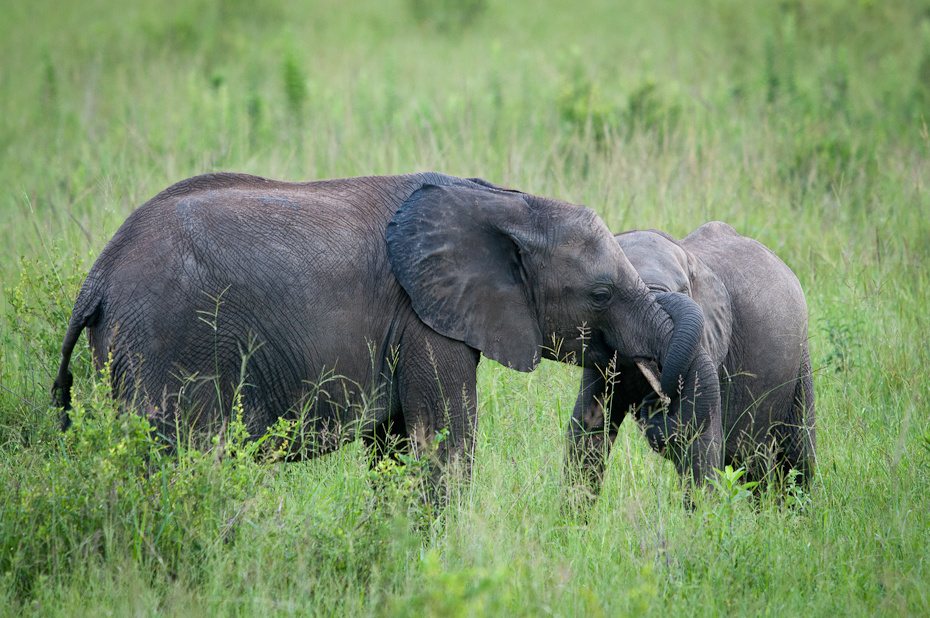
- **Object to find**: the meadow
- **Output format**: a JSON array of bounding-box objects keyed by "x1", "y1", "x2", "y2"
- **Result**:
[{"x1": 1, "y1": 0, "x2": 929, "y2": 614}]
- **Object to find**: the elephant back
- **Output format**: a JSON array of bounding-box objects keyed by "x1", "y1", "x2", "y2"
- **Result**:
[{"x1": 682, "y1": 221, "x2": 809, "y2": 443}]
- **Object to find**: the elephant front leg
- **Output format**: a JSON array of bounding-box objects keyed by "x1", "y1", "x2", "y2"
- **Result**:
[
  {"x1": 564, "y1": 367, "x2": 639, "y2": 511},
  {"x1": 780, "y1": 345, "x2": 817, "y2": 489},
  {"x1": 396, "y1": 328, "x2": 480, "y2": 504}
]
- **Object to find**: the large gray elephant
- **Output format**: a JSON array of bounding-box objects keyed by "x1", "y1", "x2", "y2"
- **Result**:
[
  {"x1": 566, "y1": 221, "x2": 815, "y2": 501},
  {"x1": 52, "y1": 172, "x2": 711, "y2": 488}
]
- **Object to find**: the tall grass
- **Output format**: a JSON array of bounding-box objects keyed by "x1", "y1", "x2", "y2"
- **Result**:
[{"x1": 1, "y1": 0, "x2": 929, "y2": 614}]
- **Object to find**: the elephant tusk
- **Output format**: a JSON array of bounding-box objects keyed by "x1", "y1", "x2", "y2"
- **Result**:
[{"x1": 635, "y1": 361, "x2": 671, "y2": 406}]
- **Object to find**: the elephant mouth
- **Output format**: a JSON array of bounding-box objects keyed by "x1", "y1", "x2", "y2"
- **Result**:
[
  {"x1": 632, "y1": 358, "x2": 675, "y2": 455},
  {"x1": 635, "y1": 377, "x2": 676, "y2": 456},
  {"x1": 639, "y1": 402, "x2": 673, "y2": 455}
]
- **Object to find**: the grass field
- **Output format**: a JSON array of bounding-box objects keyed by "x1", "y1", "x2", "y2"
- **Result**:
[{"x1": 2, "y1": 0, "x2": 929, "y2": 614}]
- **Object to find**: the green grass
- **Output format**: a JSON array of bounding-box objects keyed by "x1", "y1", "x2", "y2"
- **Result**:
[{"x1": 2, "y1": 0, "x2": 929, "y2": 614}]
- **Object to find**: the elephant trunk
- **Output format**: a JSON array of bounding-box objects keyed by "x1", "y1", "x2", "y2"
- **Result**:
[
  {"x1": 641, "y1": 291, "x2": 723, "y2": 483},
  {"x1": 653, "y1": 292, "x2": 704, "y2": 396}
]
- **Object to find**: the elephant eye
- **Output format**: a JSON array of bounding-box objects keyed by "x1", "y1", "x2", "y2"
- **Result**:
[{"x1": 591, "y1": 287, "x2": 612, "y2": 305}]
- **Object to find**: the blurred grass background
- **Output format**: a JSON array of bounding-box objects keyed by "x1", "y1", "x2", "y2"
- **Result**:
[{"x1": 1, "y1": 0, "x2": 929, "y2": 614}]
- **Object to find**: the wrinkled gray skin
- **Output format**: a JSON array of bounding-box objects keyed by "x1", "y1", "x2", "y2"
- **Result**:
[
  {"x1": 54, "y1": 172, "x2": 694, "y2": 490},
  {"x1": 566, "y1": 222, "x2": 815, "y2": 501}
]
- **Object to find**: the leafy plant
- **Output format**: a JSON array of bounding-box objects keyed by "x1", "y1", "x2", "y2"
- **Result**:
[
  {"x1": 1, "y1": 338, "x2": 269, "y2": 602},
  {"x1": 779, "y1": 468, "x2": 812, "y2": 511},
  {"x1": 703, "y1": 465, "x2": 760, "y2": 545},
  {"x1": 709, "y1": 465, "x2": 760, "y2": 508}
]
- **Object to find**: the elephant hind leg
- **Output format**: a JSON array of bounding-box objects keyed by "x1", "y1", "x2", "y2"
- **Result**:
[
  {"x1": 781, "y1": 345, "x2": 816, "y2": 487},
  {"x1": 756, "y1": 347, "x2": 816, "y2": 492}
]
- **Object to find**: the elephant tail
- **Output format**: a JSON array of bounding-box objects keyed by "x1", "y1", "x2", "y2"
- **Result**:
[{"x1": 52, "y1": 276, "x2": 103, "y2": 429}]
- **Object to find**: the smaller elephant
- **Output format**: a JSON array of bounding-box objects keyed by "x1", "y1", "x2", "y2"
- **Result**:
[{"x1": 566, "y1": 221, "x2": 815, "y2": 501}]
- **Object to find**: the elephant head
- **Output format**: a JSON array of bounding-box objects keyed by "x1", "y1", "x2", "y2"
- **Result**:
[
  {"x1": 386, "y1": 183, "x2": 708, "y2": 397},
  {"x1": 616, "y1": 229, "x2": 732, "y2": 369}
]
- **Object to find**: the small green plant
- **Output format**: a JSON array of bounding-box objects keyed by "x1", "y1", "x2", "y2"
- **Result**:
[
  {"x1": 913, "y1": 21, "x2": 930, "y2": 109},
  {"x1": 5, "y1": 249, "x2": 86, "y2": 374},
  {"x1": 365, "y1": 454, "x2": 431, "y2": 522},
  {"x1": 246, "y1": 86, "x2": 264, "y2": 147},
  {"x1": 40, "y1": 50, "x2": 57, "y2": 110},
  {"x1": 364, "y1": 427, "x2": 452, "y2": 526},
  {"x1": 780, "y1": 467, "x2": 812, "y2": 510},
  {"x1": 703, "y1": 465, "x2": 760, "y2": 545},
  {"x1": 709, "y1": 465, "x2": 760, "y2": 507}
]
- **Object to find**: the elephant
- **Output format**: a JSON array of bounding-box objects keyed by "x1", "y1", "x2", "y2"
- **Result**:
[
  {"x1": 52, "y1": 172, "x2": 712, "y2": 491},
  {"x1": 566, "y1": 221, "x2": 815, "y2": 503}
]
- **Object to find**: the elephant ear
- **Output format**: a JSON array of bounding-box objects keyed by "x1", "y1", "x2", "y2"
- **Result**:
[
  {"x1": 386, "y1": 183, "x2": 543, "y2": 372},
  {"x1": 688, "y1": 254, "x2": 732, "y2": 367}
]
